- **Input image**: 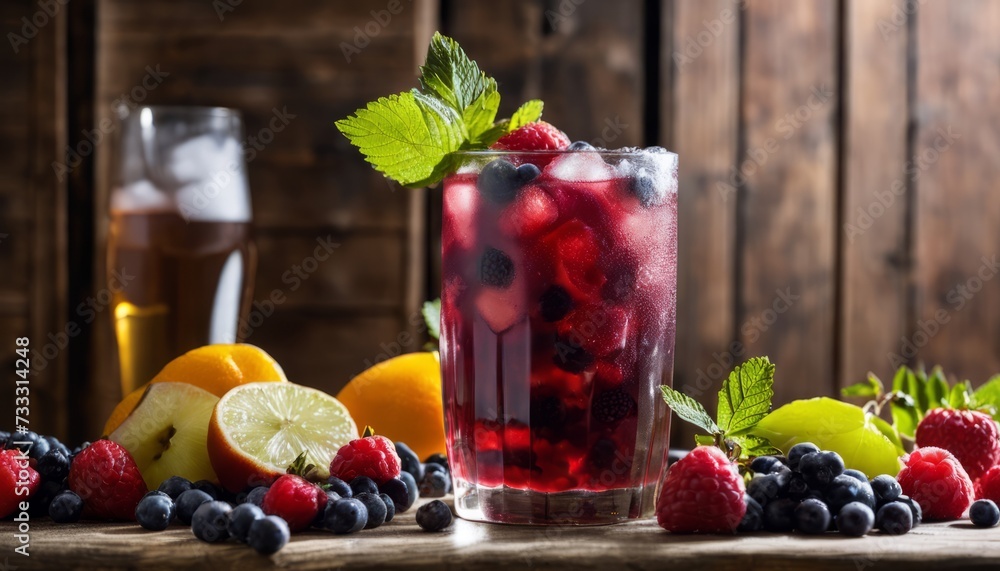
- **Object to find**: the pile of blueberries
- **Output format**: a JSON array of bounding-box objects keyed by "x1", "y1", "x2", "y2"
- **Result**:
[
  {"x1": 742, "y1": 442, "x2": 919, "y2": 536},
  {"x1": 0, "y1": 430, "x2": 90, "y2": 521}
]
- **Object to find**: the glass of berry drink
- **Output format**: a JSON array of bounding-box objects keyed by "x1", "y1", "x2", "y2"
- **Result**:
[{"x1": 440, "y1": 147, "x2": 678, "y2": 525}]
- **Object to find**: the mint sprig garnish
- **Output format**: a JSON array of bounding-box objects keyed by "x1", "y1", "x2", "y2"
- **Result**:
[
  {"x1": 660, "y1": 356, "x2": 778, "y2": 461},
  {"x1": 422, "y1": 298, "x2": 441, "y2": 341},
  {"x1": 336, "y1": 32, "x2": 544, "y2": 188}
]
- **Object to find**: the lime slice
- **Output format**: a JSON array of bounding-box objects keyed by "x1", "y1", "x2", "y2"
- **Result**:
[{"x1": 752, "y1": 397, "x2": 904, "y2": 477}]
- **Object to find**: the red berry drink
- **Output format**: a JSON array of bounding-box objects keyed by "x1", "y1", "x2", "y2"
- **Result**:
[{"x1": 440, "y1": 148, "x2": 678, "y2": 524}]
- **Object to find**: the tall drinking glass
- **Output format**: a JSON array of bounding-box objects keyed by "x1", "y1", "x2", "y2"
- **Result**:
[
  {"x1": 440, "y1": 148, "x2": 678, "y2": 525},
  {"x1": 108, "y1": 106, "x2": 257, "y2": 396}
]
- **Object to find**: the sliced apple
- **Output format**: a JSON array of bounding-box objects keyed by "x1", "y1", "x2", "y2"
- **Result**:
[{"x1": 109, "y1": 382, "x2": 220, "y2": 490}]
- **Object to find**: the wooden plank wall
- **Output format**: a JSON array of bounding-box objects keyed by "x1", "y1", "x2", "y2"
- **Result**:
[{"x1": 6, "y1": 0, "x2": 1000, "y2": 443}]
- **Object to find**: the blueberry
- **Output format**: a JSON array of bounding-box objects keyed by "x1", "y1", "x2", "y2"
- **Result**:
[
  {"x1": 568, "y1": 141, "x2": 595, "y2": 151},
  {"x1": 763, "y1": 498, "x2": 797, "y2": 532},
  {"x1": 787, "y1": 442, "x2": 820, "y2": 470},
  {"x1": 798, "y1": 451, "x2": 845, "y2": 489},
  {"x1": 381, "y1": 476, "x2": 416, "y2": 512},
  {"x1": 245, "y1": 486, "x2": 269, "y2": 507},
  {"x1": 784, "y1": 472, "x2": 811, "y2": 501},
  {"x1": 30, "y1": 480, "x2": 65, "y2": 516},
  {"x1": 247, "y1": 515, "x2": 290, "y2": 555},
  {"x1": 749, "y1": 455, "x2": 786, "y2": 475},
  {"x1": 175, "y1": 489, "x2": 214, "y2": 525},
  {"x1": 875, "y1": 501, "x2": 913, "y2": 535},
  {"x1": 794, "y1": 498, "x2": 831, "y2": 534},
  {"x1": 44, "y1": 436, "x2": 71, "y2": 458},
  {"x1": 0, "y1": 431, "x2": 9, "y2": 448},
  {"x1": 477, "y1": 159, "x2": 522, "y2": 204},
  {"x1": 313, "y1": 491, "x2": 342, "y2": 527},
  {"x1": 842, "y1": 469, "x2": 868, "y2": 484},
  {"x1": 896, "y1": 494, "x2": 922, "y2": 527},
  {"x1": 539, "y1": 286, "x2": 574, "y2": 322},
  {"x1": 350, "y1": 476, "x2": 379, "y2": 497},
  {"x1": 970, "y1": 499, "x2": 1000, "y2": 528},
  {"x1": 870, "y1": 474, "x2": 902, "y2": 506},
  {"x1": 630, "y1": 170, "x2": 662, "y2": 208},
  {"x1": 418, "y1": 472, "x2": 450, "y2": 498},
  {"x1": 379, "y1": 493, "x2": 396, "y2": 523},
  {"x1": 192, "y1": 480, "x2": 221, "y2": 500},
  {"x1": 48, "y1": 490, "x2": 83, "y2": 523},
  {"x1": 748, "y1": 472, "x2": 790, "y2": 507},
  {"x1": 9, "y1": 431, "x2": 49, "y2": 460},
  {"x1": 354, "y1": 492, "x2": 387, "y2": 529},
  {"x1": 136, "y1": 492, "x2": 175, "y2": 531},
  {"x1": 327, "y1": 476, "x2": 352, "y2": 498},
  {"x1": 423, "y1": 462, "x2": 448, "y2": 477},
  {"x1": 552, "y1": 338, "x2": 595, "y2": 373},
  {"x1": 191, "y1": 501, "x2": 232, "y2": 543},
  {"x1": 324, "y1": 498, "x2": 368, "y2": 534},
  {"x1": 738, "y1": 496, "x2": 764, "y2": 532},
  {"x1": 479, "y1": 247, "x2": 516, "y2": 289},
  {"x1": 228, "y1": 503, "x2": 265, "y2": 542},
  {"x1": 516, "y1": 163, "x2": 541, "y2": 183},
  {"x1": 157, "y1": 476, "x2": 193, "y2": 500},
  {"x1": 825, "y1": 474, "x2": 876, "y2": 513},
  {"x1": 395, "y1": 442, "x2": 424, "y2": 482},
  {"x1": 416, "y1": 499, "x2": 453, "y2": 532},
  {"x1": 837, "y1": 501, "x2": 875, "y2": 537},
  {"x1": 71, "y1": 442, "x2": 91, "y2": 456}
]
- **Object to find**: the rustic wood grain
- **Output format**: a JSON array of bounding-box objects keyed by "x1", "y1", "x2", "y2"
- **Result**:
[
  {"x1": 910, "y1": 0, "x2": 1000, "y2": 384},
  {"x1": 1, "y1": 500, "x2": 999, "y2": 571},
  {"x1": 838, "y1": 0, "x2": 911, "y2": 389},
  {"x1": 739, "y1": 0, "x2": 838, "y2": 402},
  {"x1": 664, "y1": 0, "x2": 740, "y2": 447}
]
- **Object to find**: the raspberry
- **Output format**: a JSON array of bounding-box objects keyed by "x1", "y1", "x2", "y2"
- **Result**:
[
  {"x1": 0, "y1": 449, "x2": 41, "y2": 518},
  {"x1": 975, "y1": 465, "x2": 1000, "y2": 503},
  {"x1": 329, "y1": 435, "x2": 401, "y2": 485},
  {"x1": 261, "y1": 474, "x2": 327, "y2": 532},
  {"x1": 68, "y1": 439, "x2": 147, "y2": 520},
  {"x1": 915, "y1": 408, "x2": 1000, "y2": 480},
  {"x1": 897, "y1": 446, "x2": 974, "y2": 521},
  {"x1": 656, "y1": 446, "x2": 746, "y2": 533},
  {"x1": 492, "y1": 121, "x2": 570, "y2": 152}
]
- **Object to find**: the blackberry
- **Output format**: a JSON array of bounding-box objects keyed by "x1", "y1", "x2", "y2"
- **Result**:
[
  {"x1": 749, "y1": 455, "x2": 786, "y2": 475},
  {"x1": 794, "y1": 498, "x2": 831, "y2": 535},
  {"x1": 245, "y1": 486, "x2": 269, "y2": 507},
  {"x1": 870, "y1": 474, "x2": 902, "y2": 506},
  {"x1": 191, "y1": 501, "x2": 232, "y2": 543},
  {"x1": 379, "y1": 493, "x2": 396, "y2": 523},
  {"x1": 798, "y1": 451, "x2": 845, "y2": 489},
  {"x1": 787, "y1": 442, "x2": 820, "y2": 470},
  {"x1": 350, "y1": 476, "x2": 379, "y2": 497},
  {"x1": 192, "y1": 480, "x2": 221, "y2": 500},
  {"x1": 355, "y1": 492, "x2": 388, "y2": 529},
  {"x1": 516, "y1": 163, "x2": 541, "y2": 183},
  {"x1": 539, "y1": 286, "x2": 574, "y2": 322},
  {"x1": 896, "y1": 494, "x2": 923, "y2": 527},
  {"x1": 738, "y1": 496, "x2": 764, "y2": 532},
  {"x1": 48, "y1": 490, "x2": 83, "y2": 523},
  {"x1": 135, "y1": 492, "x2": 175, "y2": 531},
  {"x1": 763, "y1": 498, "x2": 797, "y2": 532},
  {"x1": 416, "y1": 499, "x2": 453, "y2": 532},
  {"x1": 588, "y1": 438, "x2": 619, "y2": 470},
  {"x1": 837, "y1": 501, "x2": 875, "y2": 537},
  {"x1": 552, "y1": 338, "x2": 594, "y2": 373},
  {"x1": 748, "y1": 472, "x2": 790, "y2": 507},
  {"x1": 875, "y1": 501, "x2": 913, "y2": 535},
  {"x1": 395, "y1": 442, "x2": 424, "y2": 482},
  {"x1": 970, "y1": 499, "x2": 1000, "y2": 528},
  {"x1": 592, "y1": 389, "x2": 635, "y2": 424},
  {"x1": 477, "y1": 159, "x2": 522, "y2": 204},
  {"x1": 228, "y1": 503, "x2": 265, "y2": 542},
  {"x1": 418, "y1": 472, "x2": 450, "y2": 498},
  {"x1": 327, "y1": 476, "x2": 352, "y2": 499},
  {"x1": 479, "y1": 247, "x2": 516, "y2": 288},
  {"x1": 380, "y1": 476, "x2": 415, "y2": 512},
  {"x1": 175, "y1": 489, "x2": 214, "y2": 525},
  {"x1": 247, "y1": 515, "x2": 290, "y2": 555},
  {"x1": 568, "y1": 141, "x2": 595, "y2": 151},
  {"x1": 37, "y1": 449, "x2": 70, "y2": 483},
  {"x1": 324, "y1": 498, "x2": 368, "y2": 534},
  {"x1": 825, "y1": 474, "x2": 876, "y2": 513},
  {"x1": 157, "y1": 476, "x2": 193, "y2": 500}
]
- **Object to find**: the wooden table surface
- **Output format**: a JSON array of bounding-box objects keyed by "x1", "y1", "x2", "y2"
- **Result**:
[{"x1": 2, "y1": 497, "x2": 1000, "y2": 570}]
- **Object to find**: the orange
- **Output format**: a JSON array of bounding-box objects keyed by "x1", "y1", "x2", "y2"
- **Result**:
[
  {"x1": 336, "y1": 351, "x2": 445, "y2": 460},
  {"x1": 102, "y1": 344, "x2": 287, "y2": 435}
]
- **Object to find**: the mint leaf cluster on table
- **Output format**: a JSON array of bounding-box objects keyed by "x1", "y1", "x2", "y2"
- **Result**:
[
  {"x1": 335, "y1": 32, "x2": 543, "y2": 188},
  {"x1": 660, "y1": 356, "x2": 780, "y2": 461}
]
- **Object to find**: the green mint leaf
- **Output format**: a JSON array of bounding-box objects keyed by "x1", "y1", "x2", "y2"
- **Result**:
[
  {"x1": 973, "y1": 375, "x2": 1000, "y2": 420},
  {"x1": 463, "y1": 81, "x2": 501, "y2": 142},
  {"x1": 422, "y1": 299, "x2": 441, "y2": 341},
  {"x1": 925, "y1": 366, "x2": 950, "y2": 410},
  {"x1": 716, "y1": 357, "x2": 775, "y2": 436},
  {"x1": 841, "y1": 374, "x2": 883, "y2": 399},
  {"x1": 660, "y1": 386, "x2": 719, "y2": 435},
  {"x1": 890, "y1": 394, "x2": 920, "y2": 439},
  {"x1": 419, "y1": 32, "x2": 497, "y2": 141},
  {"x1": 949, "y1": 381, "x2": 972, "y2": 409},
  {"x1": 730, "y1": 434, "x2": 781, "y2": 458},
  {"x1": 335, "y1": 91, "x2": 465, "y2": 188},
  {"x1": 508, "y1": 100, "x2": 544, "y2": 131}
]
